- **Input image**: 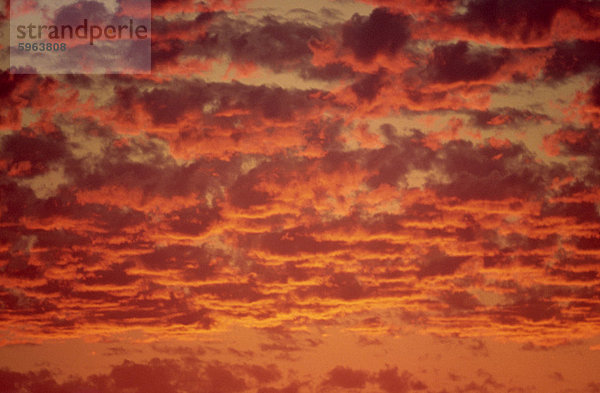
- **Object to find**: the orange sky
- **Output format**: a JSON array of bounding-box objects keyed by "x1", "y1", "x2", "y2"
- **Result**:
[{"x1": 1, "y1": 0, "x2": 600, "y2": 392}]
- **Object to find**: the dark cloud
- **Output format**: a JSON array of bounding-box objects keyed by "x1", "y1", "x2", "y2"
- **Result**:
[
  {"x1": 342, "y1": 8, "x2": 411, "y2": 62},
  {"x1": 575, "y1": 237, "x2": 600, "y2": 250},
  {"x1": 163, "y1": 206, "x2": 221, "y2": 235},
  {"x1": 54, "y1": 1, "x2": 111, "y2": 26},
  {"x1": 434, "y1": 140, "x2": 547, "y2": 200},
  {"x1": 375, "y1": 367, "x2": 426, "y2": 393},
  {"x1": 550, "y1": 268, "x2": 598, "y2": 282},
  {"x1": 549, "y1": 128, "x2": 600, "y2": 171},
  {"x1": 544, "y1": 40, "x2": 600, "y2": 79},
  {"x1": 351, "y1": 71, "x2": 386, "y2": 101},
  {"x1": 259, "y1": 229, "x2": 344, "y2": 257},
  {"x1": 138, "y1": 245, "x2": 215, "y2": 276},
  {"x1": 299, "y1": 63, "x2": 356, "y2": 81},
  {"x1": 440, "y1": 290, "x2": 481, "y2": 311},
  {"x1": 152, "y1": 14, "x2": 325, "y2": 76},
  {"x1": 541, "y1": 202, "x2": 600, "y2": 224},
  {"x1": 365, "y1": 129, "x2": 435, "y2": 188},
  {"x1": 589, "y1": 80, "x2": 600, "y2": 107},
  {"x1": 63, "y1": 74, "x2": 94, "y2": 88},
  {"x1": 142, "y1": 85, "x2": 206, "y2": 125},
  {"x1": 111, "y1": 359, "x2": 180, "y2": 393},
  {"x1": 501, "y1": 233, "x2": 559, "y2": 254},
  {"x1": 323, "y1": 366, "x2": 369, "y2": 389},
  {"x1": 75, "y1": 156, "x2": 213, "y2": 202},
  {"x1": 139, "y1": 80, "x2": 319, "y2": 125},
  {"x1": 191, "y1": 281, "x2": 266, "y2": 303},
  {"x1": 0, "y1": 368, "x2": 71, "y2": 393},
  {"x1": 0, "y1": 286, "x2": 57, "y2": 316},
  {"x1": 588, "y1": 382, "x2": 600, "y2": 393},
  {"x1": 0, "y1": 72, "x2": 32, "y2": 102},
  {"x1": 228, "y1": 17, "x2": 319, "y2": 72},
  {"x1": 32, "y1": 279, "x2": 74, "y2": 297},
  {"x1": 454, "y1": 0, "x2": 598, "y2": 43},
  {"x1": 428, "y1": 41, "x2": 508, "y2": 83},
  {"x1": 151, "y1": 0, "x2": 196, "y2": 15},
  {"x1": 203, "y1": 363, "x2": 248, "y2": 393},
  {"x1": 229, "y1": 168, "x2": 273, "y2": 209},
  {"x1": 451, "y1": 369, "x2": 505, "y2": 393},
  {"x1": 322, "y1": 366, "x2": 429, "y2": 392},
  {"x1": 152, "y1": 38, "x2": 186, "y2": 67},
  {"x1": 0, "y1": 131, "x2": 66, "y2": 178},
  {"x1": 496, "y1": 289, "x2": 563, "y2": 323},
  {"x1": 325, "y1": 272, "x2": 366, "y2": 300},
  {"x1": 550, "y1": 371, "x2": 565, "y2": 381},
  {"x1": 469, "y1": 107, "x2": 551, "y2": 128},
  {"x1": 0, "y1": 182, "x2": 37, "y2": 224},
  {"x1": 417, "y1": 247, "x2": 470, "y2": 278},
  {"x1": 242, "y1": 364, "x2": 282, "y2": 384},
  {"x1": 79, "y1": 294, "x2": 215, "y2": 329},
  {"x1": 82, "y1": 262, "x2": 141, "y2": 286},
  {"x1": 256, "y1": 383, "x2": 303, "y2": 393}
]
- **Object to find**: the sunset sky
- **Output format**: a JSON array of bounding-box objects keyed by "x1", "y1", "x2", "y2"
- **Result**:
[{"x1": 1, "y1": 0, "x2": 600, "y2": 392}]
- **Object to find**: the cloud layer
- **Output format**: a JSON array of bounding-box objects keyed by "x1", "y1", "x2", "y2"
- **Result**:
[{"x1": 1, "y1": 0, "x2": 600, "y2": 391}]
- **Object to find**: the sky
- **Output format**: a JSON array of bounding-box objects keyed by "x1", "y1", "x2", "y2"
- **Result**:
[{"x1": 1, "y1": 0, "x2": 600, "y2": 392}]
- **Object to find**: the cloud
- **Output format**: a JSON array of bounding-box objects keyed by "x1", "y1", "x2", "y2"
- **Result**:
[
  {"x1": 544, "y1": 40, "x2": 600, "y2": 79},
  {"x1": 82, "y1": 262, "x2": 141, "y2": 286},
  {"x1": 433, "y1": 139, "x2": 548, "y2": 200},
  {"x1": 375, "y1": 367, "x2": 426, "y2": 393},
  {"x1": 542, "y1": 127, "x2": 600, "y2": 174},
  {"x1": 0, "y1": 359, "x2": 282, "y2": 393},
  {"x1": 2, "y1": 0, "x2": 600, "y2": 386},
  {"x1": 427, "y1": 41, "x2": 508, "y2": 84},
  {"x1": 227, "y1": 17, "x2": 320, "y2": 73},
  {"x1": 351, "y1": 70, "x2": 387, "y2": 101},
  {"x1": 439, "y1": 290, "x2": 481, "y2": 311},
  {"x1": 0, "y1": 73, "x2": 58, "y2": 129},
  {"x1": 257, "y1": 382, "x2": 304, "y2": 393},
  {"x1": 322, "y1": 366, "x2": 369, "y2": 389},
  {"x1": 451, "y1": 0, "x2": 600, "y2": 45},
  {"x1": 468, "y1": 108, "x2": 551, "y2": 128},
  {"x1": 416, "y1": 247, "x2": 470, "y2": 279},
  {"x1": 341, "y1": 8, "x2": 411, "y2": 63}
]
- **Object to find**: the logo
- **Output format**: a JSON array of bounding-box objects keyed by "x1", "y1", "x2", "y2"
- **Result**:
[{"x1": 10, "y1": 0, "x2": 151, "y2": 74}]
